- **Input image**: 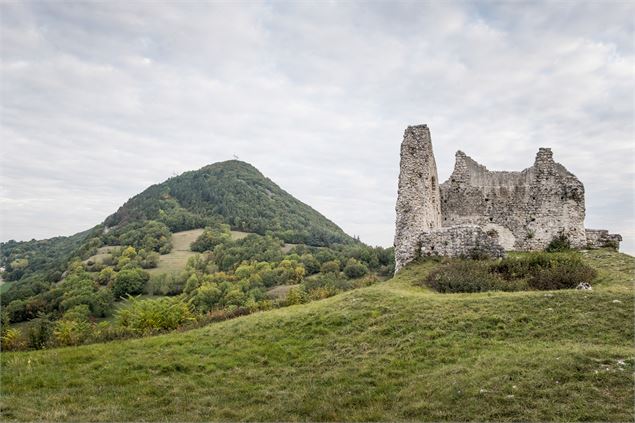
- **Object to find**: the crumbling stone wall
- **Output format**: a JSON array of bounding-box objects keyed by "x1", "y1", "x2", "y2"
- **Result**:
[
  {"x1": 439, "y1": 148, "x2": 587, "y2": 250},
  {"x1": 394, "y1": 124, "x2": 621, "y2": 273},
  {"x1": 585, "y1": 229, "x2": 622, "y2": 249},
  {"x1": 419, "y1": 225, "x2": 505, "y2": 259},
  {"x1": 394, "y1": 125, "x2": 442, "y2": 271}
]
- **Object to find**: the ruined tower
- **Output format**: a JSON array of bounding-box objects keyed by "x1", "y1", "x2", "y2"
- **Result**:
[
  {"x1": 394, "y1": 125, "x2": 442, "y2": 272},
  {"x1": 393, "y1": 124, "x2": 620, "y2": 273}
]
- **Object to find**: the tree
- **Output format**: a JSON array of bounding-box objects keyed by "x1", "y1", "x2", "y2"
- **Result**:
[
  {"x1": 97, "y1": 267, "x2": 116, "y2": 285},
  {"x1": 112, "y1": 269, "x2": 148, "y2": 299},
  {"x1": 300, "y1": 254, "x2": 320, "y2": 275},
  {"x1": 189, "y1": 283, "x2": 222, "y2": 313},
  {"x1": 320, "y1": 260, "x2": 340, "y2": 274},
  {"x1": 343, "y1": 258, "x2": 369, "y2": 279}
]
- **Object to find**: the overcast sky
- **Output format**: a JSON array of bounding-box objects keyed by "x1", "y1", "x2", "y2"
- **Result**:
[{"x1": 1, "y1": 1, "x2": 633, "y2": 254}]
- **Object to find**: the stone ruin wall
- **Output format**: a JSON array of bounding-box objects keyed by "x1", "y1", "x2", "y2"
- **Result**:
[
  {"x1": 419, "y1": 225, "x2": 505, "y2": 259},
  {"x1": 439, "y1": 148, "x2": 587, "y2": 251},
  {"x1": 585, "y1": 229, "x2": 623, "y2": 249},
  {"x1": 393, "y1": 125, "x2": 442, "y2": 271},
  {"x1": 394, "y1": 124, "x2": 622, "y2": 272}
]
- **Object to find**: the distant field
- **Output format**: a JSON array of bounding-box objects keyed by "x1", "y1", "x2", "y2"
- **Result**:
[
  {"x1": 82, "y1": 229, "x2": 254, "y2": 277},
  {"x1": 147, "y1": 229, "x2": 203, "y2": 276},
  {"x1": 266, "y1": 284, "x2": 298, "y2": 299},
  {"x1": 147, "y1": 229, "x2": 250, "y2": 276},
  {"x1": 83, "y1": 246, "x2": 116, "y2": 265}
]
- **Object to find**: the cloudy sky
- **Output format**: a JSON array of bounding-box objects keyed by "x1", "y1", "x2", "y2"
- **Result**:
[{"x1": 1, "y1": 1, "x2": 633, "y2": 253}]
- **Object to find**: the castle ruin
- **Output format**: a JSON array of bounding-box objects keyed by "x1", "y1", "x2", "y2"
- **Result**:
[{"x1": 394, "y1": 124, "x2": 622, "y2": 272}]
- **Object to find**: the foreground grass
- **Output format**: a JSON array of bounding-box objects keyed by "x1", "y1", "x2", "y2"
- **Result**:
[{"x1": 1, "y1": 250, "x2": 633, "y2": 421}]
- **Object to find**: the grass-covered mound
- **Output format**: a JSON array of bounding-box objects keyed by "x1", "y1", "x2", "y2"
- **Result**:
[{"x1": 1, "y1": 249, "x2": 633, "y2": 421}]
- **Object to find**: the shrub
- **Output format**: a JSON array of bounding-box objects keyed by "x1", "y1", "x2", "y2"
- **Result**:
[
  {"x1": 26, "y1": 315, "x2": 54, "y2": 349},
  {"x1": 425, "y1": 261, "x2": 524, "y2": 293},
  {"x1": 1, "y1": 327, "x2": 24, "y2": 351},
  {"x1": 145, "y1": 273, "x2": 186, "y2": 296},
  {"x1": 286, "y1": 287, "x2": 306, "y2": 305},
  {"x1": 97, "y1": 267, "x2": 116, "y2": 285},
  {"x1": 115, "y1": 296, "x2": 194, "y2": 335},
  {"x1": 191, "y1": 225, "x2": 232, "y2": 252},
  {"x1": 528, "y1": 258, "x2": 597, "y2": 290},
  {"x1": 343, "y1": 258, "x2": 369, "y2": 279},
  {"x1": 429, "y1": 252, "x2": 597, "y2": 293},
  {"x1": 320, "y1": 260, "x2": 340, "y2": 274},
  {"x1": 112, "y1": 268, "x2": 149, "y2": 299},
  {"x1": 492, "y1": 252, "x2": 553, "y2": 280},
  {"x1": 300, "y1": 254, "x2": 321, "y2": 275},
  {"x1": 189, "y1": 283, "x2": 223, "y2": 313},
  {"x1": 53, "y1": 319, "x2": 92, "y2": 346},
  {"x1": 546, "y1": 231, "x2": 572, "y2": 252}
]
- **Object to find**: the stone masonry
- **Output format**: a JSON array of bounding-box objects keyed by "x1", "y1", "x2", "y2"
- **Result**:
[
  {"x1": 419, "y1": 225, "x2": 505, "y2": 259},
  {"x1": 394, "y1": 125, "x2": 442, "y2": 271},
  {"x1": 394, "y1": 124, "x2": 621, "y2": 272},
  {"x1": 585, "y1": 229, "x2": 623, "y2": 249},
  {"x1": 439, "y1": 148, "x2": 587, "y2": 251}
]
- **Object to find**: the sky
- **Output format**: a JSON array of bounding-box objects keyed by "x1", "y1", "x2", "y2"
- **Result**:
[{"x1": 1, "y1": 1, "x2": 633, "y2": 254}]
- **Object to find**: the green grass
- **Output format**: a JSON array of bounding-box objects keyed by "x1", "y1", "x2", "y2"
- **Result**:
[
  {"x1": 83, "y1": 246, "x2": 116, "y2": 265},
  {"x1": 146, "y1": 229, "x2": 251, "y2": 276},
  {"x1": 1, "y1": 249, "x2": 633, "y2": 421}
]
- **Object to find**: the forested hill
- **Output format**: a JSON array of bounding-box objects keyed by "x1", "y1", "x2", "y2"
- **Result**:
[{"x1": 105, "y1": 160, "x2": 353, "y2": 246}]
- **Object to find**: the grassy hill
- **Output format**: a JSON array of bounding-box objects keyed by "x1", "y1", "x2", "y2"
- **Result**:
[{"x1": 1, "y1": 249, "x2": 633, "y2": 421}]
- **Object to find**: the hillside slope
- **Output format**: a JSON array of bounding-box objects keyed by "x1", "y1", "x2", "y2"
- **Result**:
[
  {"x1": 105, "y1": 160, "x2": 353, "y2": 246},
  {"x1": 1, "y1": 160, "x2": 353, "y2": 284},
  {"x1": 1, "y1": 250, "x2": 633, "y2": 421}
]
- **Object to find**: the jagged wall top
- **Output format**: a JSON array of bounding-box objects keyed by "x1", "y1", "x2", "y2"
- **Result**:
[
  {"x1": 393, "y1": 124, "x2": 621, "y2": 272},
  {"x1": 440, "y1": 147, "x2": 587, "y2": 250}
]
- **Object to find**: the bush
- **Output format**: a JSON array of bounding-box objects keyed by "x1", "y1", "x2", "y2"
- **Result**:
[
  {"x1": 546, "y1": 231, "x2": 572, "y2": 252},
  {"x1": 115, "y1": 296, "x2": 194, "y2": 335},
  {"x1": 1, "y1": 327, "x2": 24, "y2": 351},
  {"x1": 428, "y1": 252, "x2": 597, "y2": 293},
  {"x1": 320, "y1": 260, "x2": 340, "y2": 274},
  {"x1": 492, "y1": 252, "x2": 553, "y2": 280},
  {"x1": 424, "y1": 261, "x2": 521, "y2": 293},
  {"x1": 53, "y1": 319, "x2": 91, "y2": 346},
  {"x1": 528, "y1": 258, "x2": 597, "y2": 290},
  {"x1": 286, "y1": 287, "x2": 306, "y2": 305},
  {"x1": 145, "y1": 273, "x2": 186, "y2": 296},
  {"x1": 26, "y1": 315, "x2": 54, "y2": 349},
  {"x1": 343, "y1": 258, "x2": 369, "y2": 279},
  {"x1": 112, "y1": 268, "x2": 149, "y2": 299},
  {"x1": 189, "y1": 283, "x2": 223, "y2": 313},
  {"x1": 191, "y1": 225, "x2": 232, "y2": 252}
]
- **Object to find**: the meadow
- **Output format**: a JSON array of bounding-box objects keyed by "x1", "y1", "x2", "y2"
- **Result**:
[{"x1": 0, "y1": 249, "x2": 633, "y2": 421}]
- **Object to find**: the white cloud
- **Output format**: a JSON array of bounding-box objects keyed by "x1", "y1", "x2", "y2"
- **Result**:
[{"x1": 1, "y1": 0, "x2": 633, "y2": 253}]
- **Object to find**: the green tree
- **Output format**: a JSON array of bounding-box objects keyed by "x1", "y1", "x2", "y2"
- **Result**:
[
  {"x1": 320, "y1": 260, "x2": 341, "y2": 274},
  {"x1": 343, "y1": 258, "x2": 369, "y2": 279},
  {"x1": 112, "y1": 269, "x2": 149, "y2": 299}
]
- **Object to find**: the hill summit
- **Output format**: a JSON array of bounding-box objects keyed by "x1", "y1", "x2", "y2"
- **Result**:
[{"x1": 105, "y1": 160, "x2": 352, "y2": 246}]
